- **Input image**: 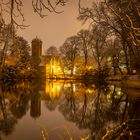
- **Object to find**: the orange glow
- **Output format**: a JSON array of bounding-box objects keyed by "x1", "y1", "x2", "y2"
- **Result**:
[
  {"x1": 45, "y1": 58, "x2": 63, "y2": 77},
  {"x1": 45, "y1": 80, "x2": 95, "y2": 101},
  {"x1": 45, "y1": 80, "x2": 63, "y2": 100}
]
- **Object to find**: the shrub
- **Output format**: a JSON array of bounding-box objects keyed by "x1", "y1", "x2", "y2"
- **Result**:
[{"x1": 2, "y1": 66, "x2": 20, "y2": 79}]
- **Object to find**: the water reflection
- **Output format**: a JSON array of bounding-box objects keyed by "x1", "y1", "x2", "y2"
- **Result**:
[
  {"x1": 0, "y1": 80, "x2": 140, "y2": 140},
  {"x1": 45, "y1": 80, "x2": 63, "y2": 100},
  {"x1": 0, "y1": 82, "x2": 30, "y2": 137}
]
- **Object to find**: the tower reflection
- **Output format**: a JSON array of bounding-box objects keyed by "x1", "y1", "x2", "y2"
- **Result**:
[{"x1": 30, "y1": 83, "x2": 41, "y2": 119}]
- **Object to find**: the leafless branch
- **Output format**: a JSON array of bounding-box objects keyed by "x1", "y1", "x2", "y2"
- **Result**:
[{"x1": 32, "y1": 0, "x2": 67, "y2": 17}]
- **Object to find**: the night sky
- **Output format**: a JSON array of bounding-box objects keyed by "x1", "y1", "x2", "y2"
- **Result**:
[{"x1": 17, "y1": 0, "x2": 92, "y2": 53}]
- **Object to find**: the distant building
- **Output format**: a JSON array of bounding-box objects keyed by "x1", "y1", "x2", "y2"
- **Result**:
[
  {"x1": 31, "y1": 37, "x2": 43, "y2": 69},
  {"x1": 31, "y1": 37, "x2": 42, "y2": 57}
]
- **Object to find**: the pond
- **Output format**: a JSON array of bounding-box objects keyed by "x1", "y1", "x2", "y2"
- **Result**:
[{"x1": 0, "y1": 80, "x2": 140, "y2": 140}]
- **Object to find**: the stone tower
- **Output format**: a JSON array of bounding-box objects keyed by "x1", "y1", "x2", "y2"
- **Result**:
[{"x1": 31, "y1": 37, "x2": 42, "y2": 57}]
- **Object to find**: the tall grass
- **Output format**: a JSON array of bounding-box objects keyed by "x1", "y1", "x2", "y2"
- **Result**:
[{"x1": 38, "y1": 124, "x2": 90, "y2": 140}]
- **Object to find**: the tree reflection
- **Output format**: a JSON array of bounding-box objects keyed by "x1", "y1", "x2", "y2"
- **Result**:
[
  {"x1": 0, "y1": 86, "x2": 17, "y2": 135},
  {"x1": 0, "y1": 82, "x2": 31, "y2": 136},
  {"x1": 80, "y1": 92, "x2": 87, "y2": 124},
  {"x1": 10, "y1": 91, "x2": 30, "y2": 119},
  {"x1": 58, "y1": 82, "x2": 140, "y2": 140},
  {"x1": 59, "y1": 82, "x2": 77, "y2": 121},
  {"x1": 45, "y1": 100, "x2": 58, "y2": 111},
  {"x1": 119, "y1": 94, "x2": 140, "y2": 140},
  {"x1": 0, "y1": 80, "x2": 140, "y2": 139}
]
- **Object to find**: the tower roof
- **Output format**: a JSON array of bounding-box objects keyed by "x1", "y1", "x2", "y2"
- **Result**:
[{"x1": 31, "y1": 36, "x2": 42, "y2": 43}]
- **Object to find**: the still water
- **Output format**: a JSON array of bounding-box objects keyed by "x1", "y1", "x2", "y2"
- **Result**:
[{"x1": 0, "y1": 80, "x2": 140, "y2": 140}]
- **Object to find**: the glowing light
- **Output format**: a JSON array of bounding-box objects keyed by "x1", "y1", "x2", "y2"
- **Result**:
[
  {"x1": 57, "y1": 85, "x2": 60, "y2": 91},
  {"x1": 45, "y1": 58, "x2": 63, "y2": 77},
  {"x1": 45, "y1": 80, "x2": 62, "y2": 100},
  {"x1": 73, "y1": 67, "x2": 76, "y2": 74},
  {"x1": 117, "y1": 91, "x2": 121, "y2": 95},
  {"x1": 107, "y1": 94, "x2": 111, "y2": 99},
  {"x1": 107, "y1": 57, "x2": 112, "y2": 62},
  {"x1": 85, "y1": 89, "x2": 94, "y2": 94},
  {"x1": 27, "y1": 67, "x2": 31, "y2": 70},
  {"x1": 73, "y1": 84, "x2": 76, "y2": 92}
]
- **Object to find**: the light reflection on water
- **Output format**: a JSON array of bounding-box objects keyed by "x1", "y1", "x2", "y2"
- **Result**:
[{"x1": 0, "y1": 80, "x2": 140, "y2": 140}]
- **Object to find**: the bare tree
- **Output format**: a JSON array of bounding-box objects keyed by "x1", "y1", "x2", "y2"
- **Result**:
[
  {"x1": 106, "y1": 0, "x2": 140, "y2": 73},
  {"x1": 0, "y1": 25, "x2": 15, "y2": 73},
  {"x1": 45, "y1": 46, "x2": 58, "y2": 57},
  {"x1": 77, "y1": 29, "x2": 93, "y2": 68},
  {"x1": 105, "y1": 38, "x2": 124, "y2": 75},
  {"x1": 0, "y1": 0, "x2": 67, "y2": 24},
  {"x1": 60, "y1": 35, "x2": 80, "y2": 76},
  {"x1": 32, "y1": 0, "x2": 67, "y2": 17},
  {"x1": 90, "y1": 25, "x2": 108, "y2": 70},
  {"x1": 78, "y1": 0, "x2": 140, "y2": 74}
]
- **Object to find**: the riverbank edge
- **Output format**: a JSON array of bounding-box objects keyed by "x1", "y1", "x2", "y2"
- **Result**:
[{"x1": 106, "y1": 75, "x2": 140, "y2": 89}]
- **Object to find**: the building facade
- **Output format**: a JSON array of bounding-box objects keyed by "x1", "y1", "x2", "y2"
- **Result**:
[{"x1": 31, "y1": 37, "x2": 42, "y2": 57}]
